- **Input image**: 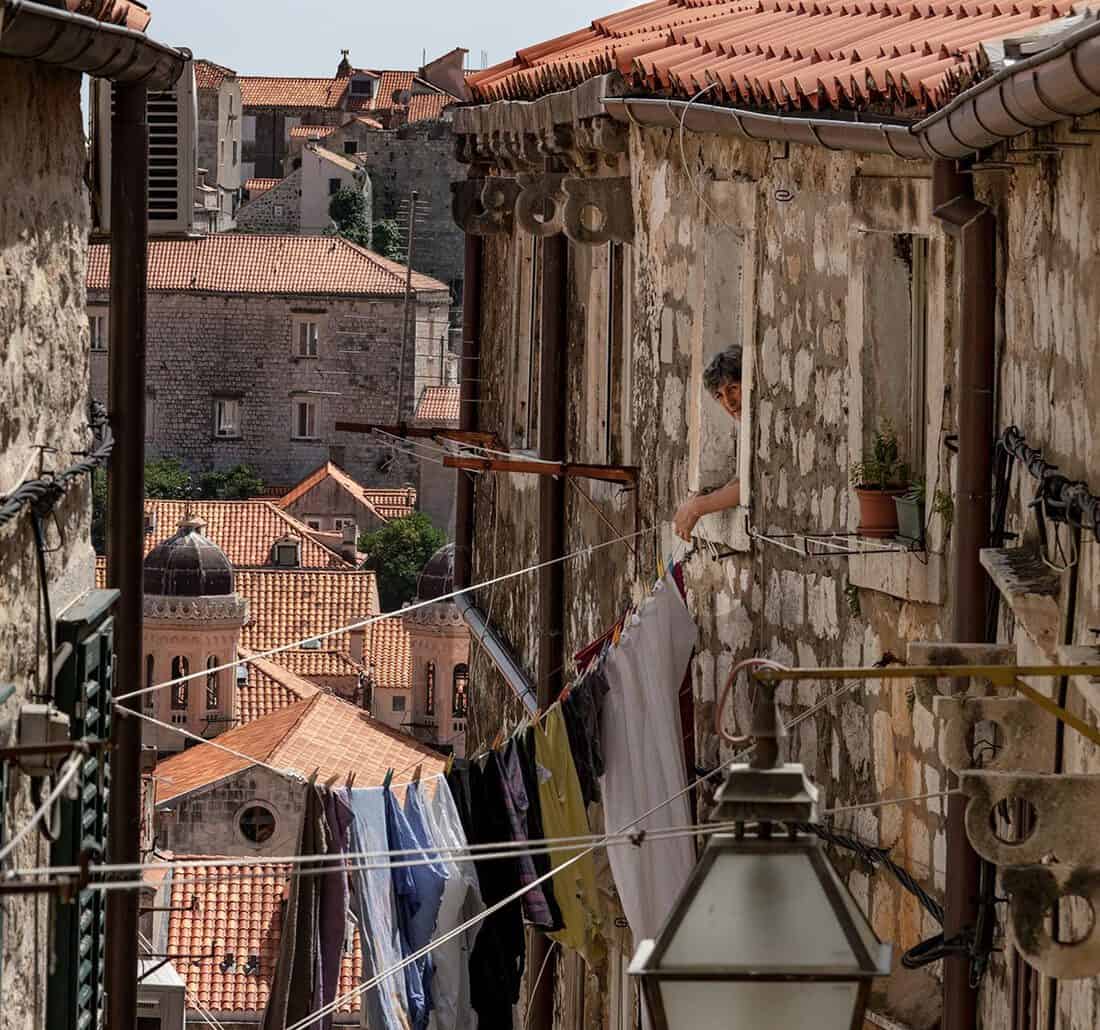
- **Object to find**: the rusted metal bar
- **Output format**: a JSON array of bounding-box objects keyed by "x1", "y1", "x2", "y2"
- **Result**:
[
  {"x1": 443, "y1": 456, "x2": 638, "y2": 483},
  {"x1": 105, "y1": 79, "x2": 148, "y2": 1030}
]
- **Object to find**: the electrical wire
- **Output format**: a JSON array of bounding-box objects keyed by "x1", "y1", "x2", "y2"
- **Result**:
[
  {"x1": 677, "y1": 83, "x2": 746, "y2": 241},
  {"x1": 116, "y1": 522, "x2": 662, "y2": 703},
  {"x1": 0, "y1": 755, "x2": 82, "y2": 865}
]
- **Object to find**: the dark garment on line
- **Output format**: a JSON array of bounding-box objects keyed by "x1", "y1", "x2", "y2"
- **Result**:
[
  {"x1": 499, "y1": 742, "x2": 555, "y2": 929},
  {"x1": 451, "y1": 757, "x2": 526, "y2": 1030},
  {"x1": 516, "y1": 730, "x2": 564, "y2": 933},
  {"x1": 561, "y1": 668, "x2": 610, "y2": 806},
  {"x1": 317, "y1": 790, "x2": 353, "y2": 1030},
  {"x1": 262, "y1": 783, "x2": 328, "y2": 1030}
]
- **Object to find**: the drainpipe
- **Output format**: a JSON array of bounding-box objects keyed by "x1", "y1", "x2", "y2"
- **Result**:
[
  {"x1": 528, "y1": 230, "x2": 569, "y2": 1030},
  {"x1": 453, "y1": 232, "x2": 481, "y2": 593},
  {"x1": 105, "y1": 81, "x2": 148, "y2": 1030},
  {"x1": 933, "y1": 158, "x2": 997, "y2": 1030}
]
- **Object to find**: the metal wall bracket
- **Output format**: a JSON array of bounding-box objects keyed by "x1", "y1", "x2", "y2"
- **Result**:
[
  {"x1": 1002, "y1": 863, "x2": 1100, "y2": 979},
  {"x1": 515, "y1": 173, "x2": 566, "y2": 237},
  {"x1": 959, "y1": 770, "x2": 1100, "y2": 867},
  {"x1": 562, "y1": 177, "x2": 634, "y2": 245},
  {"x1": 934, "y1": 696, "x2": 1057, "y2": 773},
  {"x1": 450, "y1": 177, "x2": 519, "y2": 236}
]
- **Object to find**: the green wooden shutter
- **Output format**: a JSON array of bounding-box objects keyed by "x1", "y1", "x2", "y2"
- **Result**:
[{"x1": 48, "y1": 589, "x2": 118, "y2": 1030}]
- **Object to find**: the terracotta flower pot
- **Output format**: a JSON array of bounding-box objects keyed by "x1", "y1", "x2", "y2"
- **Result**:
[{"x1": 854, "y1": 486, "x2": 907, "y2": 538}]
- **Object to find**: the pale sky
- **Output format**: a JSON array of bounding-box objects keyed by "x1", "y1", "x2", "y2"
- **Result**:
[{"x1": 145, "y1": 0, "x2": 616, "y2": 77}]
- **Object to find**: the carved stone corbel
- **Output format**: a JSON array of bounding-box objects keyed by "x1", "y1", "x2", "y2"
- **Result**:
[
  {"x1": 562, "y1": 177, "x2": 634, "y2": 246},
  {"x1": 515, "y1": 173, "x2": 566, "y2": 237},
  {"x1": 934, "y1": 696, "x2": 1057, "y2": 773},
  {"x1": 1002, "y1": 864, "x2": 1100, "y2": 979},
  {"x1": 451, "y1": 177, "x2": 519, "y2": 236}
]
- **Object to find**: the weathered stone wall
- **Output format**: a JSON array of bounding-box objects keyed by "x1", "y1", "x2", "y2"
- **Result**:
[
  {"x1": 235, "y1": 170, "x2": 302, "y2": 234},
  {"x1": 0, "y1": 57, "x2": 96, "y2": 1030},
  {"x1": 351, "y1": 121, "x2": 466, "y2": 298},
  {"x1": 243, "y1": 106, "x2": 344, "y2": 180},
  {"x1": 87, "y1": 288, "x2": 451, "y2": 489}
]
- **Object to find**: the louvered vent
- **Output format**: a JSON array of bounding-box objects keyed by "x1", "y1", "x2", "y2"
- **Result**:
[{"x1": 91, "y1": 62, "x2": 197, "y2": 234}]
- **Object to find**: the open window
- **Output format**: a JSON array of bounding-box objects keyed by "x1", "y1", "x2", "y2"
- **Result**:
[
  {"x1": 292, "y1": 398, "x2": 318, "y2": 440},
  {"x1": 213, "y1": 396, "x2": 241, "y2": 438},
  {"x1": 206, "y1": 656, "x2": 220, "y2": 710},
  {"x1": 425, "y1": 661, "x2": 435, "y2": 715},
  {"x1": 89, "y1": 309, "x2": 108, "y2": 352},
  {"x1": 170, "y1": 657, "x2": 189, "y2": 711}
]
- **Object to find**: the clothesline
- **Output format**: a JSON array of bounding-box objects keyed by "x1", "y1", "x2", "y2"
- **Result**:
[
  {"x1": 0, "y1": 754, "x2": 82, "y2": 865},
  {"x1": 116, "y1": 522, "x2": 663, "y2": 703}
]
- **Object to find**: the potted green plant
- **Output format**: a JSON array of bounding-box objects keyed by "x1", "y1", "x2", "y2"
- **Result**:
[
  {"x1": 850, "y1": 420, "x2": 910, "y2": 539},
  {"x1": 895, "y1": 478, "x2": 925, "y2": 546}
]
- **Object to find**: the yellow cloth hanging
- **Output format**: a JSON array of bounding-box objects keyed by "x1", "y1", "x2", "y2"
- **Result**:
[{"x1": 534, "y1": 707, "x2": 606, "y2": 967}]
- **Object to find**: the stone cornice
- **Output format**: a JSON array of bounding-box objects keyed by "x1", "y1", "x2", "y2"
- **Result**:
[{"x1": 144, "y1": 594, "x2": 249, "y2": 626}]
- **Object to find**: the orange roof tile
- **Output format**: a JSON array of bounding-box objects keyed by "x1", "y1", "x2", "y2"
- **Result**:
[
  {"x1": 275, "y1": 649, "x2": 366, "y2": 682},
  {"x1": 155, "y1": 692, "x2": 445, "y2": 802},
  {"x1": 244, "y1": 177, "x2": 280, "y2": 196},
  {"x1": 360, "y1": 487, "x2": 418, "y2": 521},
  {"x1": 143, "y1": 500, "x2": 351, "y2": 570},
  {"x1": 235, "y1": 569, "x2": 380, "y2": 654},
  {"x1": 289, "y1": 124, "x2": 336, "y2": 139},
  {"x1": 86, "y1": 235, "x2": 448, "y2": 298},
  {"x1": 369, "y1": 617, "x2": 411, "y2": 691},
  {"x1": 165, "y1": 858, "x2": 362, "y2": 1015},
  {"x1": 60, "y1": 0, "x2": 150, "y2": 31},
  {"x1": 239, "y1": 75, "x2": 351, "y2": 108},
  {"x1": 236, "y1": 648, "x2": 321, "y2": 726},
  {"x1": 194, "y1": 59, "x2": 236, "y2": 90},
  {"x1": 467, "y1": 0, "x2": 1072, "y2": 114},
  {"x1": 413, "y1": 385, "x2": 460, "y2": 426},
  {"x1": 279, "y1": 462, "x2": 408, "y2": 523},
  {"x1": 406, "y1": 92, "x2": 456, "y2": 122}
]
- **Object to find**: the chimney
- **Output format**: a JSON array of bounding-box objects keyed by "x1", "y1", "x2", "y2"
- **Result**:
[
  {"x1": 340, "y1": 522, "x2": 358, "y2": 564},
  {"x1": 337, "y1": 49, "x2": 352, "y2": 77},
  {"x1": 350, "y1": 625, "x2": 366, "y2": 663}
]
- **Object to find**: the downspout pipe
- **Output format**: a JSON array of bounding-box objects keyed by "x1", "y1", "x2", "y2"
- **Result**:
[
  {"x1": 453, "y1": 593, "x2": 538, "y2": 714},
  {"x1": 453, "y1": 232, "x2": 481, "y2": 594},
  {"x1": 933, "y1": 158, "x2": 996, "y2": 1030},
  {"x1": 105, "y1": 80, "x2": 148, "y2": 1030}
]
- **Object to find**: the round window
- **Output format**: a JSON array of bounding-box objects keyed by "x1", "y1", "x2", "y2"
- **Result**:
[{"x1": 239, "y1": 805, "x2": 276, "y2": 844}]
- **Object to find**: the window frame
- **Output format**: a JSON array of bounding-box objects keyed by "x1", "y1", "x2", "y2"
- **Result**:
[
  {"x1": 205, "y1": 656, "x2": 220, "y2": 710},
  {"x1": 170, "y1": 656, "x2": 189, "y2": 711},
  {"x1": 391, "y1": 694, "x2": 407, "y2": 713},
  {"x1": 291, "y1": 398, "x2": 319, "y2": 440},
  {"x1": 349, "y1": 77, "x2": 374, "y2": 98},
  {"x1": 88, "y1": 310, "x2": 109, "y2": 352},
  {"x1": 328, "y1": 177, "x2": 342, "y2": 197},
  {"x1": 213, "y1": 396, "x2": 242, "y2": 439},
  {"x1": 452, "y1": 663, "x2": 468, "y2": 718},
  {"x1": 425, "y1": 661, "x2": 436, "y2": 715},
  {"x1": 294, "y1": 318, "x2": 321, "y2": 359},
  {"x1": 343, "y1": 139, "x2": 359, "y2": 156}
]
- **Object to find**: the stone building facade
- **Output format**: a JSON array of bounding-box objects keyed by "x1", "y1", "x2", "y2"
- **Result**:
[
  {"x1": 453, "y1": 9, "x2": 1100, "y2": 1030},
  {"x1": 194, "y1": 59, "x2": 243, "y2": 231},
  {"x1": 86, "y1": 234, "x2": 451, "y2": 489}
]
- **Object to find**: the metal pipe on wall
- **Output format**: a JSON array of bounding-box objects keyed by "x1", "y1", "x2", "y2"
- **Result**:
[
  {"x1": 932, "y1": 158, "x2": 997, "y2": 1030},
  {"x1": 105, "y1": 81, "x2": 148, "y2": 1030}
]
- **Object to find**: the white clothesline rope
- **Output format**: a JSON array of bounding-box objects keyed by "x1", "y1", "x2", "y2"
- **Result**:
[{"x1": 116, "y1": 522, "x2": 662, "y2": 703}]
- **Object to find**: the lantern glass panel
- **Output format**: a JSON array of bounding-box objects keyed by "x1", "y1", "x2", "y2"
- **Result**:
[
  {"x1": 661, "y1": 850, "x2": 860, "y2": 970},
  {"x1": 660, "y1": 980, "x2": 860, "y2": 1028}
]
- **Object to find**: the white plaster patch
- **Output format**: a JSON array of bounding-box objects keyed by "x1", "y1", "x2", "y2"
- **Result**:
[
  {"x1": 764, "y1": 569, "x2": 782, "y2": 625},
  {"x1": 933, "y1": 829, "x2": 947, "y2": 890},
  {"x1": 912, "y1": 701, "x2": 936, "y2": 754},
  {"x1": 662, "y1": 374, "x2": 684, "y2": 439},
  {"x1": 796, "y1": 641, "x2": 818, "y2": 706},
  {"x1": 925, "y1": 764, "x2": 942, "y2": 818},
  {"x1": 660, "y1": 307, "x2": 675, "y2": 365},
  {"x1": 777, "y1": 468, "x2": 789, "y2": 508},
  {"x1": 798, "y1": 428, "x2": 816, "y2": 475},
  {"x1": 794, "y1": 348, "x2": 814, "y2": 405},
  {"x1": 872, "y1": 709, "x2": 896, "y2": 794},
  {"x1": 761, "y1": 326, "x2": 781, "y2": 387},
  {"x1": 757, "y1": 398, "x2": 773, "y2": 462},
  {"x1": 780, "y1": 570, "x2": 805, "y2": 626},
  {"x1": 808, "y1": 575, "x2": 840, "y2": 640},
  {"x1": 820, "y1": 484, "x2": 837, "y2": 528},
  {"x1": 759, "y1": 267, "x2": 775, "y2": 317}
]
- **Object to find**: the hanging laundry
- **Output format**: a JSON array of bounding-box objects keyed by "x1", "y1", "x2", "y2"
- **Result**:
[
  {"x1": 448, "y1": 758, "x2": 526, "y2": 1030},
  {"x1": 600, "y1": 570, "x2": 697, "y2": 944},
  {"x1": 343, "y1": 787, "x2": 412, "y2": 1030},
  {"x1": 263, "y1": 782, "x2": 328, "y2": 1030},
  {"x1": 559, "y1": 668, "x2": 610, "y2": 806},
  {"x1": 385, "y1": 786, "x2": 440, "y2": 1030},
  {"x1": 317, "y1": 790, "x2": 353, "y2": 1030},
  {"x1": 533, "y1": 706, "x2": 606, "y2": 967},
  {"x1": 497, "y1": 743, "x2": 557, "y2": 930},
  {"x1": 515, "y1": 728, "x2": 564, "y2": 932},
  {"x1": 422, "y1": 776, "x2": 487, "y2": 1030}
]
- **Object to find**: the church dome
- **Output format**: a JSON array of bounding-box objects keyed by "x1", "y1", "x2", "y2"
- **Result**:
[
  {"x1": 416, "y1": 543, "x2": 454, "y2": 602},
  {"x1": 143, "y1": 515, "x2": 235, "y2": 597}
]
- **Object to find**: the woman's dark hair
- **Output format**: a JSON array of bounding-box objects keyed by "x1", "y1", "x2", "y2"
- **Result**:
[{"x1": 703, "y1": 346, "x2": 743, "y2": 396}]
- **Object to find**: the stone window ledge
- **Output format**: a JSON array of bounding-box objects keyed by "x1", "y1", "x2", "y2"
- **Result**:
[
  {"x1": 981, "y1": 547, "x2": 1062, "y2": 657},
  {"x1": 850, "y1": 550, "x2": 945, "y2": 605},
  {"x1": 695, "y1": 506, "x2": 750, "y2": 554}
]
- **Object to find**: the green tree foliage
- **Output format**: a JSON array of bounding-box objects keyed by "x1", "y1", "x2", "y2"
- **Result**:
[
  {"x1": 358, "y1": 513, "x2": 445, "y2": 611},
  {"x1": 197, "y1": 465, "x2": 265, "y2": 500},
  {"x1": 144, "y1": 458, "x2": 192, "y2": 499},
  {"x1": 371, "y1": 219, "x2": 405, "y2": 263},
  {"x1": 328, "y1": 187, "x2": 372, "y2": 249}
]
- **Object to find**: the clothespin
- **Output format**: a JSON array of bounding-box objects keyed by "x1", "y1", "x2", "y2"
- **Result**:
[
  {"x1": 308, "y1": 767, "x2": 320, "y2": 787},
  {"x1": 345, "y1": 770, "x2": 357, "y2": 790},
  {"x1": 612, "y1": 621, "x2": 623, "y2": 646},
  {"x1": 491, "y1": 726, "x2": 505, "y2": 751},
  {"x1": 325, "y1": 773, "x2": 340, "y2": 789},
  {"x1": 382, "y1": 768, "x2": 394, "y2": 790},
  {"x1": 444, "y1": 754, "x2": 455, "y2": 776},
  {"x1": 412, "y1": 763, "x2": 423, "y2": 786}
]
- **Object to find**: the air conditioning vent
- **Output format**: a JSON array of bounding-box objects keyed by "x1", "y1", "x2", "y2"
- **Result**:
[{"x1": 91, "y1": 61, "x2": 197, "y2": 235}]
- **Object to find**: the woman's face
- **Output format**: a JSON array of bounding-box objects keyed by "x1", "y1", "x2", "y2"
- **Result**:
[{"x1": 714, "y1": 381, "x2": 742, "y2": 419}]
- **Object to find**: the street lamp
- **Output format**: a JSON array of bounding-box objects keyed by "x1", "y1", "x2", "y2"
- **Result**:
[{"x1": 629, "y1": 678, "x2": 891, "y2": 1029}]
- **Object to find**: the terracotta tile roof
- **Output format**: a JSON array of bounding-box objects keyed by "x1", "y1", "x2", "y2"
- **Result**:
[
  {"x1": 244, "y1": 177, "x2": 281, "y2": 196},
  {"x1": 86, "y1": 235, "x2": 448, "y2": 298},
  {"x1": 369, "y1": 617, "x2": 411, "y2": 691},
  {"x1": 165, "y1": 858, "x2": 362, "y2": 1015},
  {"x1": 467, "y1": 0, "x2": 1073, "y2": 113},
  {"x1": 276, "y1": 649, "x2": 366, "y2": 681},
  {"x1": 61, "y1": 0, "x2": 150, "y2": 31},
  {"x1": 235, "y1": 569, "x2": 380, "y2": 654},
  {"x1": 279, "y1": 462, "x2": 401, "y2": 523},
  {"x1": 406, "y1": 91, "x2": 457, "y2": 122},
  {"x1": 236, "y1": 648, "x2": 321, "y2": 726},
  {"x1": 289, "y1": 124, "x2": 336, "y2": 139},
  {"x1": 155, "y1": 692, "x2": 445, "y2": 802},
  {"x1": 239, "y1": 75, "x2": 351, "y2": 108},
  {"x1": 194, "y1": 59, "x2": 236, "y2": 90},
  {"x1": 414, "y1": 385, "x2": 460, "y2": 426},
  {"x1": 143, "y1": 500, "x2": 351, "y2": 570},
  {"x1": 308, "y1": 145, "x2": 363, "y2": 172}
]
